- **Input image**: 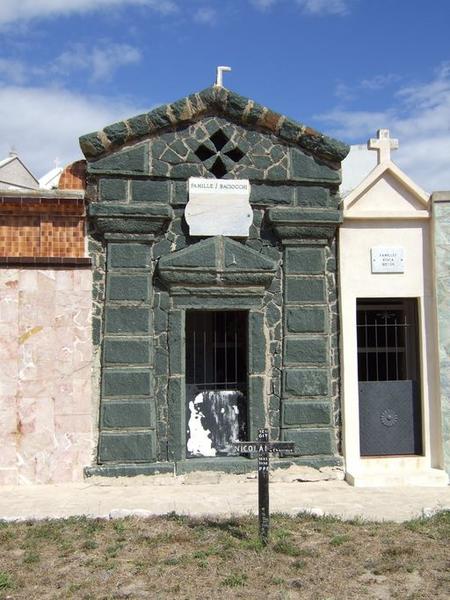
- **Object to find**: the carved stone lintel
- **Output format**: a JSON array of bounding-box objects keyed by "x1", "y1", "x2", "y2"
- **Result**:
[{"x1": 88, "y1": 203, "x2": 173, "y2": 237}]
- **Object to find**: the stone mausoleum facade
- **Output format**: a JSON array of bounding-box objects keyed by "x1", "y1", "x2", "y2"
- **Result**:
[
  {"x1": 81, "y1": 86, "x2": 348, "y2": 476},
  {"x1": 1, "y1": 85, "x2": 448, "y2": 485}
]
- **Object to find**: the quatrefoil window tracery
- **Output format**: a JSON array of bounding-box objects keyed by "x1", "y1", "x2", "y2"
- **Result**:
[{"x1": 194, "y1": 129, "x2": 245, "y2": 178}]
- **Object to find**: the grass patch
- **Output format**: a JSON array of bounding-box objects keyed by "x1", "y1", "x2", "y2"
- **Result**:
[{"x1": 0, "y1": 511, "x2": 448, "y2": 598}]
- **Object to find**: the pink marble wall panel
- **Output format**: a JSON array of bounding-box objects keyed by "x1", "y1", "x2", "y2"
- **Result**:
[{"x1": 0, "y1": 269, "x2": 93, "y2": 485}]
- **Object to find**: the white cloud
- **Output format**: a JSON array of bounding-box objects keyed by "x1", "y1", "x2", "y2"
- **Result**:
[
  {"x1": 54, "y1": 43, "x2": 142, "y2": 82},
  {"x1": 360, "y1": 74, "x2": 400, "y2": 91},
  {"x1": 317, "y1": 64, "x2": 450, "y2": 191},
  {"x1": 0, "y1": 84, "x2": 147, "y2": 177},
  {"x1": 0, "y1": 58, "x2": 28, "y2": 85},
  {"x1": 296, "y1": 0, "x2": 349, "y2": 16},
  {"x1": 0, "y1": 0, "x2": 177, "y2": 26},
  {"x1": 194, "y1": 7, "x2": 218, "y2": 25}
]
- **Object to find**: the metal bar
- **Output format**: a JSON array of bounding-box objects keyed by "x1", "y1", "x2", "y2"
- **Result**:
[
  {"x1": 375, "y1": 314, "x2": 379, "y2": 381},
  {"x1": 364, "y1": 310, "x2": 368, "y2": 381},
  {"x1": 203, "y1": 315, "x2": 206, "y2": 388},
  {"x1": 384, "y1": 313, "x2": 388, "y2": 380},
  {"x1": 224, "y1": 312, "x2": 228, "y2": 389},
  {"x1": 394, "y1": 315, "x2": 399, "y2": 380},
  {"x1": 234, "y1": 313, "x2": 238, "y2": 385},
  {"x1": 258, "y1": 428, "x2": 269, "y2": 546}
]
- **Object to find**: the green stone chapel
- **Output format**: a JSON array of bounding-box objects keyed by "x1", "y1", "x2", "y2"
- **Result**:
[{"x1": 81, "y1": 85, "x2": 350, "y2": 476}]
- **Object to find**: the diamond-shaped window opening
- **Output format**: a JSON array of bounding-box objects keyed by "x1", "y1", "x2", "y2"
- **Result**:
[{"x1": 194, "y1": 129, "x2": 245, "y2": 178}]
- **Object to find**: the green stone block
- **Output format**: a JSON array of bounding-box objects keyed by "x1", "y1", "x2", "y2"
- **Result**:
[
  {"x1": 283, "y1": 401, "x2": 332, "y2": 426},
  {"x1": 103, "y1": 369, "x2": 151, "y2": 397},
  {"x1": 99, "y1": 178, "x2": 128, "y2": 202},
  {"x1": 286, "y1": 307, "x2": 327, "y2": 333},
  {"x1": 249, "y1": 375, "x2": 266, "y2": 436},
  {"x1": 168, "y1": 311, "x2": 184, "y2": 375},
  {"x1": 290, "y1": 148, "x2": 341, "y2": 183},
  {"x1": 250, "y1": 185, "x2": 294, "y2": 206},
  {"x1": 173, "y1": 181, "x2": 187, "y2": 205},
  {"x1": 127, "y1": 114, "x2": 149, "y2": 138},
  {"x1": 285, "y1": 338, "x2": 327, "y2": 364},
  {"x1": 296, "y1": 186, "x2": 330, "y2": 208},
  {"x1": 89, "y1": 145, "x2": 147, "y2": 174},
  {"x1": 105, "y1": 307, "x2": 150, "y2": 334},
  {"x1": 98, "y1": 431, "x2": 156, "y2": 463},
  {"x1": 108, "y1": 243, "x2": 151, "y2": 269},
  {"x1": 103, "y1": 339, "x2": 151, "y2": 365},
  {"x1": 107, "y1": 274, "x2": 149, "y2": 301},
  {"x1": 101, "y1": 400, "x2": 155, "y2": 428},
  {"x1": 104, "y1": 121, "x2": 128, "y2": 146},
  {"x1": 285, "y1": 248, "x2": 325, "y2": 274},
  {"x1": 286, "y1": 278, "x2": 326, "y2": 303},
  {"x1": 282, "y1": 428, "x2": 334, "y2": 455},
  {"x1": 131, "y1": 180, "x2": 170, "y2": 203},
  {"x1": 249, "y1": 312, "x2": 265, "y2": 373},
  {"x1": 284, "y1": 369, "x2": 329, "y2": 396}
]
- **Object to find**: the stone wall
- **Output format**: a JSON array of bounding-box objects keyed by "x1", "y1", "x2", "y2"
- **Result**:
[
  {"x1": 432, "y1": 192, "x2": 450, "y2": 474},
  {"x1": 0, "y1": 269, "x2": 93, "y2": 484},
  {"x1": 84, "y1": 88, "x2": 348, "y2": 475}
]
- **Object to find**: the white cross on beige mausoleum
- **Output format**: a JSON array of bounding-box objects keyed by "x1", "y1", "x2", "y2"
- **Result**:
[{"x1": 368, "y1": 129, "x2": 399, "y2": 164}]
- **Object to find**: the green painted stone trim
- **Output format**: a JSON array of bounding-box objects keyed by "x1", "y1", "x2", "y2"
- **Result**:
[
  {"x1": 282, "y1": 428, "x2": 335, "y2": 455},
  {"x1": 102, "y1": 369, "x2": 151, "y2": 397},
  {"x1": 286, "y1": 307, "x2": 328, "y2": 333},
  {"x1": 284, "y1": 368, "x2": 329, "y2": 397},
  {"x1": 131, "y1": 180, "x2": 171, "y2": 203},
  {"x1": 268, "y1": 207, "x2": 342, "y2": 243},
  {"x1": 105, "y1": 306, "x2": 150, "y2": 334},
  {"x1": 284, "y1": 337, "x2": 328, "y2": 365},
  {"x1": 107, "y1": 274, "x2": 149, "y2": 301},
  {"x1": 175, "y1": 457, "x2": 257, "y2": 475},
  {"x1": 103, "y1": 339, "x2": 151, "y2": 365},
  {"x1": 87, "y1": 145, "x2": 148, "y2": 175},
  {"x1": 84, "y1": 462, "x2": 175, "y2": 478},
  {"x1": 172, "y1": 296, "x2": 263, "y2": 309},
  {"x1": 99, "y1": 178, "x2": 128, "y2": 202},
  {"x1": 89, "y1": 203, "x2": 173, "y2": 236},
  {"x1": 80, "y1": 86, "x2": 349, "y2": 164},
  {"x1": 107, "y1": 242, "x2": 152, "y2": 269},
  {"x1": 285, "y1": 247, "x2": 325, "y2": 274},
  {"x1": 98, "y1": 431, "x2": 156, "y2": 463},
  {"x1": 282, "y1": 401, "x2": 332, "y2": 426},
  {"x1": 285, "y1": 277, "x2": 326, "y2": 303},
  {"x1": 100, "y1": 399, "x2": 156, "y2": 428}
]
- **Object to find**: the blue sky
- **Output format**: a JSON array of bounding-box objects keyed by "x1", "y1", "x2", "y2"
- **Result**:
[{"x1": 1, "y1": 0, "x2": 449, "y2": 191}]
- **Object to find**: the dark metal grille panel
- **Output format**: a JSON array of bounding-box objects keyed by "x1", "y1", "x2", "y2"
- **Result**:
[{"x1": 359, "y1": 381, "x2": 422, "y2": 456}]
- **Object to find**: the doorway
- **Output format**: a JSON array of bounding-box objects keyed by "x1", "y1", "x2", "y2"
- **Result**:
[
  {"x1": 357, "y1": 299, "x2": 423, "y2": 456},
  {"x1": 185, "y1": 311, "x2": 248, "y2": 458}
]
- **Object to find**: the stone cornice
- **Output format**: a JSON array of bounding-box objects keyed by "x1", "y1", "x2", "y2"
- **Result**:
[
  {"x1": 88, "y1": 203, "x2": 173, "y2": 236},
  {"x1": 80, "y1": 86, "x2": 349, "y2": 165},
  {"x1": 267, "y1": 207, "x2": 342, "y2": 244}
]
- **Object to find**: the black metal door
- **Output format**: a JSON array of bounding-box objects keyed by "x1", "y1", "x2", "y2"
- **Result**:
[
  {"x1": 185, "y1": 311, "x2": 248, "y2": 457},
  {"x1": 357, "y1": 299, "x2": 423, "y2": 456}
]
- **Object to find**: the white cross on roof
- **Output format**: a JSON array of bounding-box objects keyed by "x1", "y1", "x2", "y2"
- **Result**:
[{"x1": 368, "y1": 129, "x2": 399, "y2": 164}]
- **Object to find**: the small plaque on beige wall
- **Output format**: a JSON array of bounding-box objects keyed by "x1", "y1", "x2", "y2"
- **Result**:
[{"x1": 371, "y1": 246, "x2": 405, "y2": 273}]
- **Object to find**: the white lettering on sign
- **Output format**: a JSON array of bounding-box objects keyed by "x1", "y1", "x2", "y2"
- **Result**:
[
  {"x1": 371, "y1": 247, "x2": 405, "y2": 273},
  {"x1": 186, "y1": 177, "x2": 252, "y2": 237}
]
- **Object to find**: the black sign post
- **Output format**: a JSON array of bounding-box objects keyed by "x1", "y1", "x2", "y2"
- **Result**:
[{"x1": 233, "y1": 428, "x2": 295, "y2": 545}]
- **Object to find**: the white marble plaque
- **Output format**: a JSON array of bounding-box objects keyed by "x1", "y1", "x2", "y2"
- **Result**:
[
  {"x1": 186, "y1": 178, "x2": 252, "y2": 237},
  {"x1": 371, "y1": 246, "x2": 405, "y2": 273}
]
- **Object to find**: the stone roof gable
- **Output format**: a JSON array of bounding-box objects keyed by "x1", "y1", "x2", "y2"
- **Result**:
[{"x1": 79, "y1": 86, "x2": 349, "y2": 165}]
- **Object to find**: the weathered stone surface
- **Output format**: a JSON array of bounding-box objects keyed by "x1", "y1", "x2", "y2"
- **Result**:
[
  {"x1": 284, "y1": 369, "x2": 329, "y2": 396},
  {"x1": 249, "y1": 375, "x2": 266, "y2": 436},
  {"x1": 282, "y1": 428, "x2": 334, "y2": 455},
  {"x1": 249, "y1": 312, "x2": 266, "y2": 373},
  {"x1": 101, "y1": 400, "x2": 155, "y2": 428},
  {"x1": 89, "y1": 203, "x2": 173, "y2": 235},
  {"x1": 285, "y1": 278, "x2": 326, "y2": 303},
  {"x1": 286, "y1": 307, "x2": 327, "y2": 333},
  {"x1": 105, "y1": 307, "x2": 150, "y2": 334},
  {"x1": 108, "y1": 243, "x2": 151, "y2": 269},
  {"x1": 285, "y1": 338, "x2": 327, "y2": 364},
  {"x1": 99, "y1": 178, "x2": 128, "y2": 202},
  {"x1": 104, "y1": 121, "x2": 129, "y2": 147},
  {"x1": 131, "y1": 180, "x2": 170, "y2": 203},
  {"x1": 107, "y1": 274, "x2": 149, "y2": 301},
  {"x1": 296, "y1": 186, "x2": 330, "y2": 208},
  {"x1": 103, "y1": 369, "x2": 151, "y2": 397},
  {"x1": 103, "y1": 339, "x2": 151, "y2": 365},
  {"x1": 286, "y1": 248, "x2": 325, "y2": 274},
  {"x1": 290, "y1": 148, "x2": 341, "y2": 183},
  {"x1": 98, "y1": 431, "x2": 156, "y2": 462},
  {"x1": 283, "y1": 401, "x2": 332, "y2": 426},
  {"x1": 251, "y1": 184, "x2": 294, "y2": 205},
  {"x1": 89, "y1": 145, "x2": 148, "y2": 174}
]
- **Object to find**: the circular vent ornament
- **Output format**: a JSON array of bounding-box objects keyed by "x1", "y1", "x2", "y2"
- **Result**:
[{"x1": 380, "y1": 409, "x2": 398, "y2": 427}]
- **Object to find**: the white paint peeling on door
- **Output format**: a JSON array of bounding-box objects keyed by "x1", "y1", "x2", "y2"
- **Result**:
[{"x1": 187, "y1": 394, "x2": 216, "y2": 457}]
